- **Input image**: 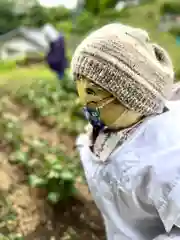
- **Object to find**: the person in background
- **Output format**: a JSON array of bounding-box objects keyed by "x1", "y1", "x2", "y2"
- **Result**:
[
  {"x1": 46, "y1": 33, "x2": 68, "y2": 80},
  {"x1": 71, "y1": 23, "x2": 180, "y2": 239}
]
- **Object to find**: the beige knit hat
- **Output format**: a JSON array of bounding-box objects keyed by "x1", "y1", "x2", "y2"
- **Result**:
[{"x1": 71, "y1": 23, "x2": 174, "y2": 116}]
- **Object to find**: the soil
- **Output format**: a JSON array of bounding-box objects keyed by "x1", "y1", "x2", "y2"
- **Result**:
[{"x1": 0, "y1": 97, "x2": 105, "y2": 240}]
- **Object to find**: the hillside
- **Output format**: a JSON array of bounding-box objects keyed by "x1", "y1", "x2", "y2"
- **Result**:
[{"x1": 65, "y1": 0, "x2": 180, "y2": 77}]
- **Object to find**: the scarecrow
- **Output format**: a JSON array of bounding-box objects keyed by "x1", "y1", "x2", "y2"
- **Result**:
[{"x1": 71, "y1": 23, "x2": 180, "y2": 239}]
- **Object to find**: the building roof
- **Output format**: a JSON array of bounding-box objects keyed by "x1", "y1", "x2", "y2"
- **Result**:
[{"x1": 0, "y1": 24, "x2": 58, "y2": 51}]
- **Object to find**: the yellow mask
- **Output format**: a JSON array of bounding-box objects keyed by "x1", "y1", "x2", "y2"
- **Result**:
[
  {"x1": 76, "y1": 77, "x2": 142, "y2": 129},
  {"x1": 76, "y1": 77, "x2": 111, "y2": 105}
]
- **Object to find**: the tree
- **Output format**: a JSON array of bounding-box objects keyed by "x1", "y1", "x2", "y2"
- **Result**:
[
  {"x1": 100, "y1": 0, "x2": 120, "y2": 12},
  {"x1": 84, "y1": 0, "x2": 100, "y2": 15},
  {"x1": 83, "y1": 0, "x2": 120, "y2": 15},
  {"x1": 0, "y1": 0, "x2": 21, "y2": 34},
  {"x1": 12, "y1": 0, "x2": 38, "y2": 13},
  {"x1": 46, "y1": 6, "x2": 71, "y2": 23},
  {"x1": 22, "y1": 4, "x2": 50, "y2": 27}
]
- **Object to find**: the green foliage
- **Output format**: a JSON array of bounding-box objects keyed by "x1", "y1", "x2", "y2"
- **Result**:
[
  {"x1": 0, "y1": 61, "x2": 17, "y2": 72},
  {"x1": 46, "y1": 6, "x2": 71, "y2": 23},
  {"x1": 0, "y1": 108, "x2": 22, "y2": 149},
  {"x1": 84, "y1": 0, "x2": 100, "y2": 15},
  {"x1": 13, "y1": 76, "x2": 84, "y2": 135},
  {"x1": 169, "y1": 26, "x2": 180, "y2": 36},
  {"x1": 56, "y1": 21, "x2": 73, "y2": 34},
  {"x1": 83, "y1": 0, "x2": 119, "y2": 15},
  {"x1": 0, "y1": 234, "x2": 23, "y2": 240},
  {"x1": 0, "y1": 0, "x2": 21, "y2": 34},
  {"x1": 0, "y1": 75, "x2": 85, "y2": 205},
  {"x1": 74, "y1": 11, "x2": 96, "y2": 34},
  {"x1": 9, "y1": 138, "x2": 79, "y2": 204},
  {"x1": 160, "y1": 1, "x2": 180, "y2": 15},
  {"x1": 99, "y1": 0, "x2": 120, "y2": 12},
  {"x1": 0, "y1": 194, "x2": 22, "y2": 239},
  {"x1": 22, "y1": 5, "x2": 50, "y2": 27},
  {"x1": 23, "y1": 4, "x2": 70, "y2": 27},
  {"x1": 99, "y1": 8, "x2": 129, "y2": 19},
  {"x1": 0, "y1": 1, "x2": 71, "y2": 33},
  {"x1": 175, "y1": 68, "x2": 180, "y2": 80}
]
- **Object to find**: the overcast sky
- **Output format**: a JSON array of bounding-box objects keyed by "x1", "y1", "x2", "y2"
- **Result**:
[{"x1": 38, "y1": 0, "x2": 78, "y2": 8}]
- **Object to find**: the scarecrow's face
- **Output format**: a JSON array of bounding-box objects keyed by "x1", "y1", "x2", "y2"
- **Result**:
[{"x1": 76, "y1": 77, "x2": 142, "y2": 129}]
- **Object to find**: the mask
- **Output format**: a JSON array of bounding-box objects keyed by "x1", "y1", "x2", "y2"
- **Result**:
[
  {"x1": 76, "y1": 78, "x2": 142, "y2": 130},
  {"x1": 83, "y1": 98, "x2": 115, "y2": 130}
]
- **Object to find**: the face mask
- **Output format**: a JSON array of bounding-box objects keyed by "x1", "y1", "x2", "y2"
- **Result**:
[
  {"x1": 83, "y1": 98, "x2": 115, "y2": 130},
  {"x1": 109, "y1": 109, "x2": 132, "y2": 129},
  {"x1": 77, "y1": 78, "x2": 142, "y2": 130}
]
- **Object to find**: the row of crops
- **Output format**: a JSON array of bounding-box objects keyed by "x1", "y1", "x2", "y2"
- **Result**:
[
  {"x1": 0, "y1": 75, "x2": 86, "y2": 239},
  {"x1": 12, "y1": 77, "x2": 85, "y2": 134}
]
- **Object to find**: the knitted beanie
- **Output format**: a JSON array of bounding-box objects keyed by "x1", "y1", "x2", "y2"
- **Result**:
[{"x1": 71, "y1": 23, "x2": 174, "y2": 116}]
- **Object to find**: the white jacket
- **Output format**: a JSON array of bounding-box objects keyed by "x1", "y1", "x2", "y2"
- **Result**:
[{"x1": 76, "y1": 100, "x2": 180, "y2": 240}]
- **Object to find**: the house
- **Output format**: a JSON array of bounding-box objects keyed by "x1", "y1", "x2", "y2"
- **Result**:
[{"x1": 0, "y1": 24, "x2": 59, "y2": 60}]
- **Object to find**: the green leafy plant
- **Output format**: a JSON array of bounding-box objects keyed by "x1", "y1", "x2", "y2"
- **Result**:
[
  {"x1": 2, "y1": 74, "x2": 84, "y2": 205},
  {"x1": 0, "y1": 194, "x2": 22, "y2": 239},
  {"x1": 9, "y1": 136, "x2": 79, "y2": 204},
  {"x1": 0, "y1": 113, "x2": 23, "y2": 149},
  {"x1": 28, "y1": 154, "x2": 78, "y2": 203},
  {"x1": 160, "y1": 1, "x2": 180, "y2": 15},
  {"x1": 13, "y1": 76, "x2": 85, "y2": 134},
  {"x1": 0, "y1": 233, "x2": 24, "y2": 240}
]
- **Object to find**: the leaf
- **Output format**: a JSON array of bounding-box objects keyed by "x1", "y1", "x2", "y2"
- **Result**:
[
  {"x1": 32, "y1": 139, "x2": 43, "y2": 148},
  {"x1": 48, "y1": 170, "x2": 60, "y2": 179},
  {"x1": 14, "y1": 151, "x2": 28, "y2": 164},
  {"x1": 52, "y1": 163, "x2": 62, "y2": 171},
  {"x1": 45, "y1": 156, "x2": 56, "y2": 165},
  {"x1": 40, "y1": 110, "x2": 49, "y2": 117},
  {"x1": 27, "y1": 158, "x2": 39, "y2": 168},
  {"x1": 60, "y1": 171, "x2": 74, "y2": 181},
  {"x1": 28, "y1": 174, "x2": 47, "y2": 187},
  {"x1": 6, "y1": 212, "x2": 17, "y2": 221},
  {"x1": 9, "y1": 233, "x2": 24, "y2": 240},
  {"x1": 7, "y1": 122, "x2": 14, "y2": 128},
  {"x1": 47, "y1": 192, "x2": 60, "y2": 203}
]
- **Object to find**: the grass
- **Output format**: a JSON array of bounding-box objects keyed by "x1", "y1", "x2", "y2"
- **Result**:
[
  {"x1": 0, "y1": 65, "x2": 54, "y2": 82},
  {"x1": 0, "y1": 64, "x2": 57, "y2": 95}
]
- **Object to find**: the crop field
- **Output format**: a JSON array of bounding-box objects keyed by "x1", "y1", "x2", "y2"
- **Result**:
[{"x1": 0, "y1": 67, "x2": 105, "y2": 240}]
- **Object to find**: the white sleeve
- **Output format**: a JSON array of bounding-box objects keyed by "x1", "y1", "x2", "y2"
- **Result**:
[
  {"x1": 75, "y1": 133, "x2": 89, "y2": 150},
  {"x1": 75, "y1": 124, "x2": 92, "y2": 150},
  {"x1": 134, "y1": 146, "x2": 180, "y2": 234},
  {"x1": 102, "y1": 214, "x2": 114, "y2": 240},
  {"x1": 151, "y1": 156, "x2": 180, "y2": 233},
  {"x1": 156, "y1": 182, "x2": 180, "y2": 233},
  {"x1": 153, "y1": 228, "x2": 180, "y2": 239},
  {"x1": 153, "y1": 234, "x2": 180, "y2": 240}
]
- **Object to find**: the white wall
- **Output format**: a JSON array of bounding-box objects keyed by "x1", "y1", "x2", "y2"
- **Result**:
[{"x1": 0, "y1": 37, "x2": 40, "y2": 60}]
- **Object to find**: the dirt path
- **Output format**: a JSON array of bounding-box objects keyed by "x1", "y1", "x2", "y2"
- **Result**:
[{"x1": 0, "y1": 98, "x2": 105, "y2": 239}]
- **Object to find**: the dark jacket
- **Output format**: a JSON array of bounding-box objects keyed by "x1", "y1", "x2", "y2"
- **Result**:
[{"x1": 46, "y1": 34, "x2": 68, "y2": 74}]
